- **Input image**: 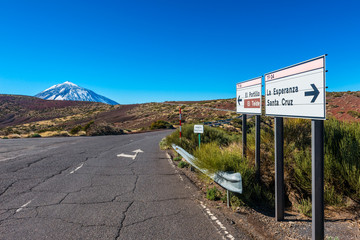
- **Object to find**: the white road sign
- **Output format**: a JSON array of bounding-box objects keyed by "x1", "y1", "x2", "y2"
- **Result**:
[
  {"x1": 194, "y1": 125, "x2": 204, "y2": 134},
  {"x1": 236, "y1": 77, "x2": 262, "y2": 115},
  {"x1": 265, "y1": 56, "x2": 326, "y2": 120}
]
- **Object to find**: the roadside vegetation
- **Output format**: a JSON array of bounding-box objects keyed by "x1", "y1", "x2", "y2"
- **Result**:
[{"x1": 164, "y1": 118, "x2": 360, "y2": 216}]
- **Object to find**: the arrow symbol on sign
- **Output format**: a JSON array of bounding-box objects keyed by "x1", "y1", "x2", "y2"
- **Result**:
[
  {"x1": 117, "y1": 149, "x2": 144, "y2": 160},
  {"x1": 238, "y1": 96, "x2": 243, "y2": 105},
  {"x1": 304, "y1": 84, "x2": 320, "y2": 103}
]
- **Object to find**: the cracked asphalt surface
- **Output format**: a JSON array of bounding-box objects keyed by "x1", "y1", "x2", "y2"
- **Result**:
[{"x1": 0, "y1": 131, "x2": 248, "y2": 239}]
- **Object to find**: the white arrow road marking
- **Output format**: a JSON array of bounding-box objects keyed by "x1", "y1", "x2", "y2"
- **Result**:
[
  {"x1": 69, "y1": 163, "x2": 84, "y2": 174},
  {"x1": 16, "y1": 200, "x2": 32, "y2": 213},
  {"x1": 117, "y1": 149, "x2": 143, "y2": 160}
]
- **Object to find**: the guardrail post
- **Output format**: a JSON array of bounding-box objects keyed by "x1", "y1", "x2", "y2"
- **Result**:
[
  {"x1": 275, "y1": 117, "x2": 284, "y2": 221},
  {"x1": 227, "y1": 190, "x2": 230, "y2": 208},
  {"x1": 312, "y1": 120, "x2": 324, "y2": 240},
  {"x1": 255, "y1": 115, "x2": 261, "y2": 182},
  {"x1": 242, "y1": 114, "x2": 247, "y2": 158}
]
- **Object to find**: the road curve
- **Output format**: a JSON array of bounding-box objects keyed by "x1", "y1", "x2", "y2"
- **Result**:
[{"x1": 0, "y1": 131, "x2": 250, "y2": 239}]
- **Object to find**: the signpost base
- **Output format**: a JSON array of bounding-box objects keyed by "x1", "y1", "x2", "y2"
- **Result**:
[
  {"x1": 255, "y1": 115, "x2": 261, "y2": 182},
  {"x1": 312, "y1": 120, "x2": 324, "y2": 240},
  {"x1": 275, "y1": 117, "x2": 284, "y2": 221}
]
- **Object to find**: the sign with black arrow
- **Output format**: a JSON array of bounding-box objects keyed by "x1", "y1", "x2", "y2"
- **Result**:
[
  {"x1": 236, "y1": 77, "x2": 262, "y2": 115},
  {"x1": 264, "y1": 56, "x2": 326, "y2": 120},
  {"x1": 304, "y1": 84, "x2": 320, "y2": 103}
]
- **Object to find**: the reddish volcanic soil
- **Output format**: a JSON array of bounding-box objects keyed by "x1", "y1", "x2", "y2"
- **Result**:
[{"x1": 327, "y1": 92, "x2": 360, "y2": 122}]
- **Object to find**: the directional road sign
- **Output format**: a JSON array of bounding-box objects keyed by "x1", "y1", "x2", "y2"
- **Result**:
[
  {"x1": 264, "y1": 56, "x2": 326, "y2": 120},
  {"x1": 236, "y1": 77, "x2": 262, "y2": 115}
]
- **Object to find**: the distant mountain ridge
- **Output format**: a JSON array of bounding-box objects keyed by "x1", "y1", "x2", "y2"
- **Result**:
[{"x1": 35, "y1": 81, "x2": 118, "y2": 105}]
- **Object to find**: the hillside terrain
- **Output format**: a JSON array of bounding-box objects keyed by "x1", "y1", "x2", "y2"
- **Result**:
[{"x1": 0, "y1": 91, "x2": 359, "y2": 138}]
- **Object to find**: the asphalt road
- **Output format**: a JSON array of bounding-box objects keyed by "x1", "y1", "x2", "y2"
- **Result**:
[{"x1": 0, "y1": 131, "x2": 250, "y2": 239}]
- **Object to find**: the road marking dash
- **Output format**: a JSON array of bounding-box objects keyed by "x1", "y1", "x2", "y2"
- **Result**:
[
  {"x1": 16, "y1": 200, "x2": 32, "y2": 213},
  {"x1": 70, "y1": 163, "x2": 84, "y2": 174},
  {"x1": 199, "y1": 201, "x2": 235, "y2": 240}
]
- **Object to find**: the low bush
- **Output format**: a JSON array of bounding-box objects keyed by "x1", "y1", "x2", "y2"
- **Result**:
[
  {"x1": 347, "y1": 110, "x2": 360, "y2": 119},
  {"x1": 53, "y1": 131, "x2": 70, "y2": 137},
  {"x1": 324, "y1": 119, "x2": 360, "y2": 202},
  {"x1": 178, "y1": 161, "x2": 189, "y2": 168},
  {"x1": 296, "y1": 198, "x2": 312, "y2": 218},
  {"x1": 149, "y1": 120, "x2": 174, "y2": 130},
  {"x1": 194, "y1": 142, "x2": 274, "y2": 206},
  {"x1": 86, "y1": 122, "x2": 124, "y2": 136},
  {"x1": 159, "y1": 138, "x2": 169, "y2": 150},
  {"x1": 83, "y1": 121, "x2": 94, "y2": 132},
  {"x1": 70, "y1": 125, "x2": 82, "y2": 135},
  {"x1": 29, "y1": 133, "x2": 41, "y2": 138},
  {"x1": 206, "y1": 187, "x2": 222, "y2": 201}
]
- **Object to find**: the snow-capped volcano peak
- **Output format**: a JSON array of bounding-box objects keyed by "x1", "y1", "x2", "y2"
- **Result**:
[
  {"x1": 63, "y1": 81, "x2": 77, "y2": 86},
  {"x1": 43, "y1": 81, "x2": 78, "y2": 92},
  {"x1": 35, "y1": 82, "x2": 118, "y2": 105}
]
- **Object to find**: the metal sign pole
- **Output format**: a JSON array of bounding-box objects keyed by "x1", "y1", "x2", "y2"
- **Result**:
[
  {"x1": 275, "y1": 117, "x2": 284, "y2": 221},
  {"x1": 179, "y1": 107, "x2": 182, "y2": 141},
  {"x1": 198, "y1": 133, "x2": 201, "y2": 149},
  {"x1": 242, "y1": 114, "x2": 247, "y2": 158},
  {"x1": 255, "y1": 115, "x2": 261, "y2": 181},
  {"x1": 312, "y1": 120, "x2": 324, "y2": 240}
]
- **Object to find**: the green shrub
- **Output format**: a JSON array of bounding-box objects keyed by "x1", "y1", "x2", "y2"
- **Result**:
[
  {"x1": 159, "y1": 138, "x2": 169, "y2": 150},
  {"x1": 324, "y1": 119, "x2": 360, "y2": 202},
  {"x1": 86, "y1": 122, "x2": 124, "y2": 136},
  {"x1": 149, "y1": 120, "x2": 174, "y2": 130},
  {"x1": 206, "y1": 187, "x2": 222, "y2": 201},
  {"x1": 70, "y1": 125, "x2": 82, "y2": 135},
  {"x1": 83, "y1": 121, "x2": 94, "y2": 132},
  {"x1": 173, "y1": 156, "x2": 182, "y2": 161},
  {"x1": 296, "y1": 198, "x2": 312, "y2": 217},
  {"x1": 178, "y1": 161, "x2": 189, "y2": 168},
  {"x1": 2, "y1": 136, "x2": 9, "y2": 139},
  {"x1": 285, "y1": 118, "x2": 360, "y2": 206},
  {"x1": 53, "y1": 132, "x2": 70, "y2": 137},
  {"x1": 29, "y1": 133, "x2": 41, "y2": 138},
  {"x1": 324, "y1": 185, "x2": 343, "y2": 206},
  {"x1": 347, "y1": 110, "x2": 360, "y2": 118},
  {"x1": 194, "y1": 142, "x2": 274, "y2": 206},
  {"x1": 230, "y1": 195, "x2": 245, "y2": 210}
]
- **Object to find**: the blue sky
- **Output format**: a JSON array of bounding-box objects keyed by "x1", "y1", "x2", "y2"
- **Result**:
[{"x1": 0, "y1": 0, "x2": 359, "y2": 104}]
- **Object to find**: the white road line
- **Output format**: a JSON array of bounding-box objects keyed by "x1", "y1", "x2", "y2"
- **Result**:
[
  {"x1": 166, "y1": 153, "x2": 234, "y2": 239},
  {"x1": 16, "y1": 200, "x2": 32, "y2": 213},
  {"x1": 0, "y1": 154, "x2": 26, "y2": 162},
  {"x1": 70, "y1": 163, "x2": 84, "y2": 174},
  {"x1": 166, "y1": 153, "x2": 184, "y2": 181},
  {"x1": 199, "y1": 201, "x2": 235, "y2": 240}
]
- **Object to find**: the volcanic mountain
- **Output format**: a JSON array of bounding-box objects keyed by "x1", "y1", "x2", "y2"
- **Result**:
[{"x1": 35, "y1": 81, "x2": 118, "y2": 105}]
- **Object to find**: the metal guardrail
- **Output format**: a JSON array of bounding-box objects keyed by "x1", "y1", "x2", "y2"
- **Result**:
[{"x1": 171, "y1": 144, "x2": 242, "y2": 194}]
